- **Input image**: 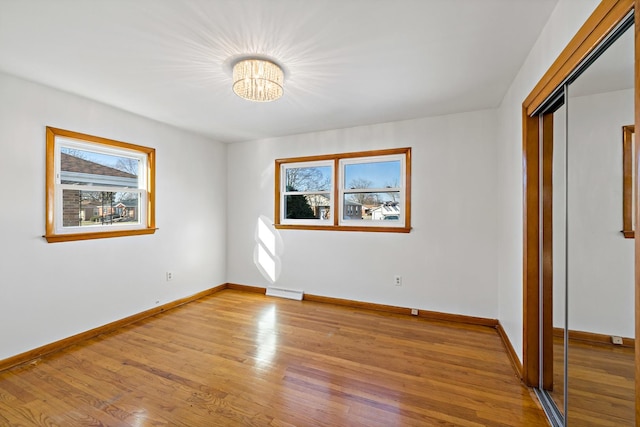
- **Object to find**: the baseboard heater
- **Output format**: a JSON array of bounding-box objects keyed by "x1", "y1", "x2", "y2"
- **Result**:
[{"x1": 265, "y1": 287, "x2": 304, "y2": 301}]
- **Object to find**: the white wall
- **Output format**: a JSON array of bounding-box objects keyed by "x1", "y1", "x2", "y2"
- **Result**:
[
  {"x1": 227, "y1": 110, "x2": 500, "y2": 318},
  {"x1": 0, "y1": 0, "x2": 611, "y2": 365},
  {"x1": 496, "y1": 0, "x2": 600, "y2": 361},
  {"x1": 0, "y1": 72, "x2": 227, "y2": 360},
  {"x1": 552, "y1": 89, "x2": 634, "y2": 337}
]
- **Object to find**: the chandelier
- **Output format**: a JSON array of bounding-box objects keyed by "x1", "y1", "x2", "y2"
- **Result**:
[{"x1": 232, "y1": 58, "x2": 284, "y2": 102}]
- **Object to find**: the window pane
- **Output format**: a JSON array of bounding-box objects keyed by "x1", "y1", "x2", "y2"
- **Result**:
[
  {"x1": 285, "y1": 166, "x2": 331, "y2": 192},
  {"x1": 343, "y1": 193, "x2": 400, "y2": 221},
  {"x1": 62, "y1": 190, "x2": 140, "y2": 227},
  {"x1": 344, "y1": 160, "x2": 400, "y2": 190},
  {"x1": 285, "y1": 193, "x2": 331, "y2": 220},
  {"x1": 61, "y1": 147, "x2": 139, "y2": 188}
]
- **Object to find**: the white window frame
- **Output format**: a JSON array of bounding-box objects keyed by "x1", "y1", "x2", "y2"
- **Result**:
[
  {"x1": 279, "y1": 160, "x2": 334, "y2": 226},
  {"x1": 338, "y1": 153, "x2": 406, "y2": 228},
  {"x1": 54, "y1": 138, "x2": 148, "y2": 235}
]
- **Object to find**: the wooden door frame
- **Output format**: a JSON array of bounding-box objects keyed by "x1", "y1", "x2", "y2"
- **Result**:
[{"x1": 521, "y1": 0, "x2": 638, "y2": 421}]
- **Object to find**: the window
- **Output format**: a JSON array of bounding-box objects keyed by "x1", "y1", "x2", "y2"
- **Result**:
[
  {"x1": 280, "y1": 161, "x2": 333, "y2": 224},
  {"x1": 45, "y1": 127, "x2": 156, "y2": 243},
  {"x1": 275, "y1": 148, "x2": 411, "y2": 232}
]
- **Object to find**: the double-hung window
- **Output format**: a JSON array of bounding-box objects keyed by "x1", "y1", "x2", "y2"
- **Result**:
[
  {"x1": 45, "y1": 127, "x2": 156, "y2": 243},
  {"x1": 280, "y1": 161, "x2": 334, "y2": 225},
  {"x1": 275, "y1": 147, "x2": 411, "y2": 232}
]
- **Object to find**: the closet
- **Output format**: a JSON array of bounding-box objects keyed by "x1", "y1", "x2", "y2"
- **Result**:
[{"x1": 521, "y1": 1, "x2": 637, "y2": 425}]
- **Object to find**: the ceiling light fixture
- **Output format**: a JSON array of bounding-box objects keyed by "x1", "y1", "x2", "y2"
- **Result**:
[{"x1": 232, "y1": 58, "x2": 284, "y2": 102}]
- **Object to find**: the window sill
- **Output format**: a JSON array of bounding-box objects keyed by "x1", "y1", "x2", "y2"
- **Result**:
[
  {"x1": 44, "y1": 228, "x2": 158, "y2": 243},
  {"x1": 274, "y1": 224, "x2": 411, "y2": 233}
]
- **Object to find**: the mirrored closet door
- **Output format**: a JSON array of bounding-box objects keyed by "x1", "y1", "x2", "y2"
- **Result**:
[
  {"x1": 564, "y1": 19, "x2": 635, "y2": 425},
  {"x1": 536, "y1": 12, "x2": 635, "y2": 426}
]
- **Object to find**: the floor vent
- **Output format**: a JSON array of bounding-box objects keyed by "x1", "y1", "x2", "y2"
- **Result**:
[{"x1": 266, "y1": 287, "x2": 304, "y2": 301}]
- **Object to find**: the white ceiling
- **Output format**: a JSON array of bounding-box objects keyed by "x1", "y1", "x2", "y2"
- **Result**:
[{"x1": 0, "y1": 0, "x2": 559, "y2": 143}]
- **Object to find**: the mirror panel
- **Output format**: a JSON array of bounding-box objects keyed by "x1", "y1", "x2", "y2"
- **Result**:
[{"x1": 564, "y1": 21, "x2": 634, "y2": 425}]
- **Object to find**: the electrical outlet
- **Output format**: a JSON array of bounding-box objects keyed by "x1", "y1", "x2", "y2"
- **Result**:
[
  {"x1": 394, "y1": 275, "x2": 402, "y2": 286},
  {"x1": 611, "y1": 336, "x2": 623, "y2": 345},
  {"x1": 166, "y1": 271, "x2": 173, "y2": 281},
  {"x1": 410, "y1": 308, "x2": 419, "y2": 316}
]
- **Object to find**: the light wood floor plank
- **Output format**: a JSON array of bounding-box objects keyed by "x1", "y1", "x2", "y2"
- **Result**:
[
  {"x1": 549, "y1": 335, "x2": 634, "y2": 426},
  {"x1": 0, "y1": 290, "x2": 548, "y2": 426}
]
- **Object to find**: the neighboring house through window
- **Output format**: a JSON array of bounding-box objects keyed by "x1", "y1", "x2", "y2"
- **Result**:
[{"x1": 275, "y1": 147, "x2": 411, "y2": 232}]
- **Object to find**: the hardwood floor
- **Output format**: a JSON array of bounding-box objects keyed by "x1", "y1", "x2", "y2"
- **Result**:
[
  {"x1": 0, "y1": 290, "x2": 548, "y2": 426},
  {"x1": 549, "y1": 337, "x2": 634, "y2": 426}
]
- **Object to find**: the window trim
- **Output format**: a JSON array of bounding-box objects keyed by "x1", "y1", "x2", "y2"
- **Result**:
[
  {"x1": 622, "y1": 124, "x2": 635, "y2": 238},
  {"x1": 275, "y1": 147, "x2": 411, "y2": 233},
  {"x1": 45, "y1": 127, "x2": 157, "y2": 243}
]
